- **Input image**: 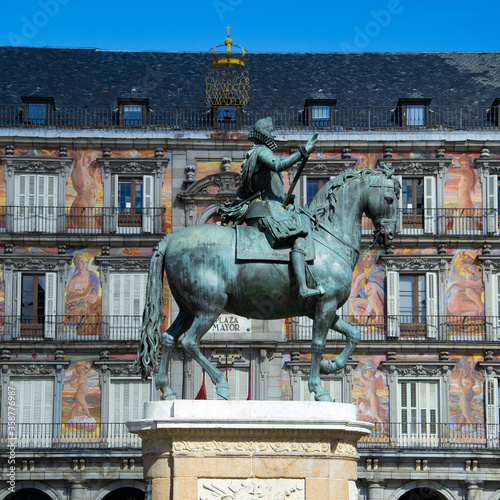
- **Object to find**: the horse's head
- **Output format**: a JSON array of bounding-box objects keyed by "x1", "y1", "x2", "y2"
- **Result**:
[{"x1": 365, "y1": 162, "x2": 400, "y2": 248}]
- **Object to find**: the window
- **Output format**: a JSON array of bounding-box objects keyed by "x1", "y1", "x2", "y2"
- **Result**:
[
  {"x1": 304, "y1": 99, "x2": 336, "y2": 128},
  {"x1": 10, "y1": 378, "x2": 54, "y2": 447},
  {"x1": 397, "y1": 175, "x2": 436, "y2": 234},
  {"x1": 396, "y1": 98, "x2": 431, "y2": 127},
  {"x1": 387, "y1": 270, "x2": 438, "y2": 338},
  {"x1": 398, "y1": 380, "x2": 439, "y2": 446},
  {"x1": 300, "y1": 377, "x2": 342, "y2": 402},
  {"x1": 303, "y1": 177, "x2": 328, "y2": 206},
  {"x1": 109, "y1": 378, "x2": 151, "y2": 446},
  {"x1": 13, "y1": 272, "x2": 57, "y2": 340},
  {"x1": 117, "y1": 98, "x2": 149, "y2": 127},
  {"x1": 109, "y1": 273, "x2": 147, "y2": 340},
  {"x1": 113, "y1": 175, "x2": 154, "y2": 233},
  {"x1": 485, "y1": 270, "x2": 500, "y2": 340},
  {"x1": 99, "y1": 157, "x2": 166, "y2": 235},
  {"x1": 489, "y1": 98, "x2": 500, "y2": 126},
  {"x1": 487, "y1": 174, "x2": 499, "y2": 233},
  {"x1": 216, "y1": 106, "x2": 238, "y2": 128},
  {"x1": 14, "y1": 173, "x2": 58, "y2": 232},
  {"x1": 210, "y1": 366, "x2": 249, "y2": 400},
  {"x1": 22, "y1": 96, "x2": 55, "y2": 126}
]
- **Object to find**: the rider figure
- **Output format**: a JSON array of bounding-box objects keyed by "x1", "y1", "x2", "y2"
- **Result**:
[{"x1": 237, "y1": 117, "x2": 323, "y2": 299}]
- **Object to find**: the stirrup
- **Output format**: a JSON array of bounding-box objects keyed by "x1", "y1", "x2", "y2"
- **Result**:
[{"x1": 299, "y1": 284, "x2": 325, "y2": 298}]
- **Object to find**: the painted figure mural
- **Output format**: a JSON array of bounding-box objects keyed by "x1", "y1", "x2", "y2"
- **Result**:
[
  {"x1": 65, "y1": 251, "x2": 101, "y2": 337},
  {"x1": 350, "y1": 250, "x2": 385, "y2": 325},
  {"x1": 447, "y1": 251, "x2": 484, "y2": 318},
  {"x1": 68, "y1": 149, "x2": 101, "y2": 229}
]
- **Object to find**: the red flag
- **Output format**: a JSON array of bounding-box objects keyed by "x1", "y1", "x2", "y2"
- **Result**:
[
  {"x1": 225, "y1": 344, "x2": 229, "y2": 382},
  {"x1": 195, "y1": 369, "x2": 207, "y2": 400}
]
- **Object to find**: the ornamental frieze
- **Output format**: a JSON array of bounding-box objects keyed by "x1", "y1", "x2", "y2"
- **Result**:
[
  {"x1": 382, "y1": 256, "x2": 452, "y2": 272},
  {"x1": 379, "y1": 158, "x2": 451, "y2": 177},
  {"x1": 98, "y1": 158, "x2": 168, "y2": 179},
  {"x1": 95, "y1": 258, "x2": 150, "y2": 272},
  {"x1": 1, "y1": 157, "x2": 73, "y2": 175},
  {"x1": 0, "y1": 257, "x2": 70, "y2": 271}
]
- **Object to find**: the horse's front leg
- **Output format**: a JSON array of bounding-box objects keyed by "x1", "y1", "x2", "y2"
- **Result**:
[
  {"x1": 320, "y1": 315, "x2": 360, "y2": 375},
  {"x1": 309, "y1": 310, "x2": 337, "y2": 402}
]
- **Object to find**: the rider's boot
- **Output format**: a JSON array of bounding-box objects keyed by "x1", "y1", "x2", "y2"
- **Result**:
[{"x1": 291, "y1": 240, "x2": 324, "y2": 298}]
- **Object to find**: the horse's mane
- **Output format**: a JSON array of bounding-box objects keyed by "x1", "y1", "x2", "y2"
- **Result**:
[{"x1": 308, "y1": 167, "x2": 398, "y2": 223}]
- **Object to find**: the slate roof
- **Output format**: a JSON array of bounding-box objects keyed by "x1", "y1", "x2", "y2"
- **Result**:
[{"x1": 0, "y1": 46, "x2": 499, "y2": 108}]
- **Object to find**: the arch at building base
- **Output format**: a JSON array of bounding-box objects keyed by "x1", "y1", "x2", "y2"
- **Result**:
[
  {"x1": 4, "y1": 489, "x2": 56, "y2": 500},
  {"x1": 102, "y1": 488, "x2": 144, "y2": 500},
  {"x1": 92, "y1": 480, "x2": 145, "y2": 500},
  {"x1": 388, "y1": 481, "x2": 456, "y2": 500}
]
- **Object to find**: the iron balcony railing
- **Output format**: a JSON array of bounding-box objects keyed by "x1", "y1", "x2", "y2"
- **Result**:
[
  {"x1": 0, "y1": 207, "x2": 498, "y2": 237},
  {"x1": 0, "y1": 105, "x2": 498, "y2": 131},
  {"x1": 0, "y1": 422, "x2": 140, "y2": 450},
  {"x1": 361, "y1": 208, "x2": 499, "y2": 237},
  {"x1": 291, "y1": 315, "x2": 495, "y2": 343},
  {"x1": 0, "y1": 315, "x2": 151, "y2": 342},
  {"x1": 359, "y1": 422, "x2": 500, "y2": 450},
  {"x1": 0, "y1": 206, "x2": 166, "y2": 235}
]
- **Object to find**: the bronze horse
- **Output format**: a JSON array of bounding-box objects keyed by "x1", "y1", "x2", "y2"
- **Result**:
[{"x1": 135, "y1": 164, "x2": 399, "y2": 401}]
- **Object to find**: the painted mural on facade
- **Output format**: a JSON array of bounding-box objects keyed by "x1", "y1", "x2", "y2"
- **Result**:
[
  {"x1": 352, "y1": 355, "x2": 389, "y2": 424},
  {"x1": 65, "y1": 249, "x2": 102, "y2": 339},
  {"x1": 447, "y1": 250, "x2": 485, "y2": 340},
  {"x1": 350, "y1": 250, "x2": 385, "y2": 337},
  {"x1": 449, "y1": 354, "x2": 484, "y2": 440},
  {"x1": 62, "y1": 357, "x2": 100, "y2": 436}
]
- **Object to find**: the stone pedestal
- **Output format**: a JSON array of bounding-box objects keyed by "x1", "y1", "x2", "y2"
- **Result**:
[{"x1": 127, "y1": 400, "x2": 372, "y2": 500}]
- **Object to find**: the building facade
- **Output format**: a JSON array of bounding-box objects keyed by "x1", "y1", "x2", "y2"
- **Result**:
[{"x1": 0, "y1": 43, "x2": 500, "y2": 499}]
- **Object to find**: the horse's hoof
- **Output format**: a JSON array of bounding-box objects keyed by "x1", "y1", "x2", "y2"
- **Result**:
[
  {"x1": 161, "y1": 392, "x2": 177, "y2": 401},
  {"x1": 315, "y1": 391, "x2": 333, "y2": 402},
  {"x1": 216, "y1": 382, "x2": 230, "y2": 400}
]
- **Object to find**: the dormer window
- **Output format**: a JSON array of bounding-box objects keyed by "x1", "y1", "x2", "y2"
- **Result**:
[
  {"x1": 490, "y1": 98, "x2": 500, "y2": 126},
  {"x1": 396, "y1": 98, "x2": 432, "y2": 127},
  {"x1": 118, "y1": 98, "x2": 149, "y2": 127},
  {"x1": 304, "y1": 99, "x2": 336, "y2": 128},
  {"x1": 21, "y1": 97, "x2": 55, "y2": 126}
]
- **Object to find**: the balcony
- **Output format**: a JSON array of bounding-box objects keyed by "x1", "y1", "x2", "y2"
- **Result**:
[
  {"x1": 0, "y1": 315, "x2": 154, "y2": 342},
  {"x1": 0, "y1": 422, "x2": 140, "y2": 450},
  {"x1": 0, "y1": 105, "x2": 498, "y2": 131},
  {"x1": 362, "y1": 208, "x2": 497, "y2": 237},
  {"x1": 290, "y1": 315, "x2": 493, "y2": 343},
  {"x1": 0, "y1": 206, "x2": 166, "y2": 235},
  {"x1": 359, "y1": 422, "x2": 500, "y2": 450}
]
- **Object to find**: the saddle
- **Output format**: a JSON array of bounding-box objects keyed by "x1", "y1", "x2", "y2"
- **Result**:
[{"x1": 235, "y1": 225, "x2": 315, "y2": 262}]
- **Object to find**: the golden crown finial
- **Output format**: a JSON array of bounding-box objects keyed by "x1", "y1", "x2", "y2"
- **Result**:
[{"x1": 210, "y1": 28, "x2": 245, "y2": 67}]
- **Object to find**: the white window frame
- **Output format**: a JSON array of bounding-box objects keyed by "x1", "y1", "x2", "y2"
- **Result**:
[
  {"x1": 487, "y1": 174, "x2": 499, "y2": 234},
  {"x1": 397, "y1": 379, "x2": 439, "y2": 447},
  {"x1": 386, "y1": 269, "x2": 439, "y2": 339},
  {"x1": 108, "y1": 272, "x2": 148, "y2": 340},
  {"x1": 98, "y1": 158, "x2": 167, "y2": 235},
  {"x1": 397, "y1": 175, "x2": 436, "y2": 235}
]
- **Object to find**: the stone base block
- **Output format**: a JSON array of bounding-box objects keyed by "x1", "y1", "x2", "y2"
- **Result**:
[{"x1": 127, "y1": 400, "x2": 372, "y2": 500}]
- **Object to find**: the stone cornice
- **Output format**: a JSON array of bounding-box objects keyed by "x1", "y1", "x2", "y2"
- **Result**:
[
  {"x1": 178, "y1": 171, "x2": 240, "y2": 202},
  {"x1": 476, "y1": 361, "x2": 500, "y2": 377},
  {"x1": 285, "y1": 360, "x2": 358, "y2": 377},
  {"x1": 0, "y1": 156, "x2": 74, "y2": 175},
  {"x1": 95, "y1": 257, "x2": 151, "y2": 272},
  {"x1": 380, "y1": 254, "x2": 453, "y2": 272},
  {"x1": 379, "y1": 360, "x2": 455, "y2": 377},
  {"x1": 97, "y1": 157, "x2": 168, "y2": 178},
  {"x1": 0, "y1": 255, "x2": 72, "y2": 270},
  {"x1": 374, "y1": 158, "x2": 452, "y2": 177}
]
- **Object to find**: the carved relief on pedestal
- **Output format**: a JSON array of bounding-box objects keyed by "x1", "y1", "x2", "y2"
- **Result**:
[{"x1": 198, "y1": 478, "x2": 305, "y2": 500}]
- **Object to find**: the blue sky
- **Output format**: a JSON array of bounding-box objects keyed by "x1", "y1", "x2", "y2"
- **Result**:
[{"x1": 0, "y1": 0, "x2": 498, "y2": 53}]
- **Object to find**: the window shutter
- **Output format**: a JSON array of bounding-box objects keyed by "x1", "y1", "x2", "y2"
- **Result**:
[
  {"x1": 396, "y1": 175, "x2": 403, "y2": 232},
  {"x1": 11, "y1": 378, "x2": 54, "y2": 424},
  {"x1": 44, "y1": 272, "x2": 57, "y2": 339},
  {"x1": 142, "y1": 175, "x2": 154, "y2": 233},
  {"x1": 110, "y1": 273, "x2": 147, "y2": 339},
  {"x1": 11, "y1": 272, "x2": 22, "y2": 338},
  {"x1": 15, "y1": 174, "x2": 36, "y2": 232},
  {"x1": 299, "y1": 378, "x2": 342, "y2": 402},
  {"x1": 488, "y1": 175, "x2": 499, "y2": 234},
  {"x1": 211, "y1": 367, "x2": 248, "y2": 400},
  {"x1": 486, "y1": 379, "x2": 498, "y2": 442},
  {"x1": 37, "y1": 175, "x2": 57, "y2": 232},
  {"x1": 423, "y1": 176, "x2": 437, "y2": 234},
  {"x1": 387, "y1": 270, "x2": 400, "y2": 337},
  {"x1": 488, "y1": 273, "x2": 500, "y2": 340},
  {"x1": 111, "y1": 175, "x2": 119, "y2": 232},
  {"x1": 425, "y1": 272, "x2": 439, "y2": 338}
]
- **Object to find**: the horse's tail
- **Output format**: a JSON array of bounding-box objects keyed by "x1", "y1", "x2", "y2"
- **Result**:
[{"x1": 134, "y1": 234, "x2": 171, "y2": 381}]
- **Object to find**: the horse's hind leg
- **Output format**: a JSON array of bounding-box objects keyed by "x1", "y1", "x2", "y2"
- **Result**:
[
  {"x1": 320, "y1": 315, "x2": 360, "y2": 375},
  {"x1": 181, "y1": 312, "x2": 230, "y2": 400},
  {"x1": 157, "y1": 310, "x2": 193, "y2": 400}
]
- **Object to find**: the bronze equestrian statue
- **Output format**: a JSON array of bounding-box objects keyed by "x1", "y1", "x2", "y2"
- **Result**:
[{"x1": 135, "y1": 118, "x2": 399, "y2": 402}]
